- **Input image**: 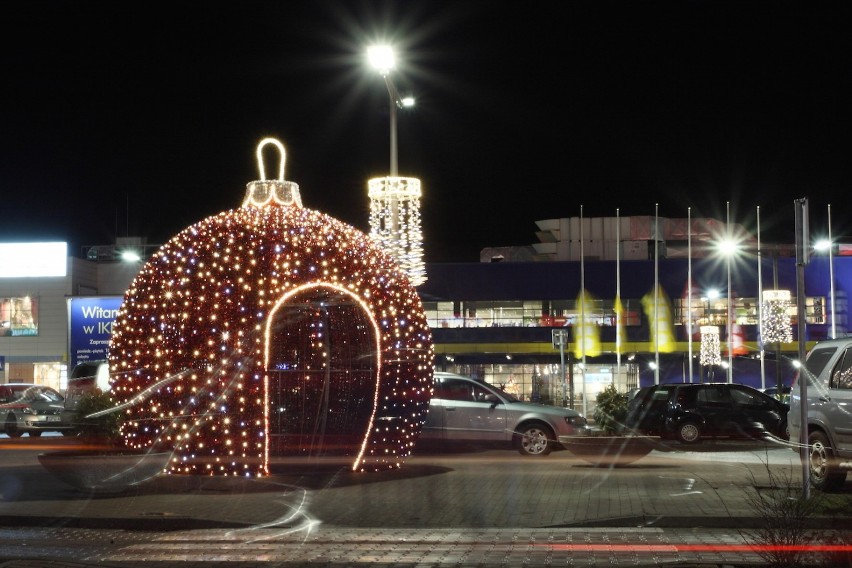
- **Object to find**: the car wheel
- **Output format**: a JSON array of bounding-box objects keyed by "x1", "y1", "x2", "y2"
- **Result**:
[
  {"x1": 516, "y1": 422, "x2": 553, "y2": 456},
  {"x1": 5, "y1": 413, "x2": 22, "y2": 438},
  {"x1": 808, "y1": 430, "x2": 847, "y2": 491},
  {"x1": 676, "y1": 421, "x2": 701, "y2": 444},
  {"x1": 28, "y1": 431, "x2": 42, "y2": 437}
]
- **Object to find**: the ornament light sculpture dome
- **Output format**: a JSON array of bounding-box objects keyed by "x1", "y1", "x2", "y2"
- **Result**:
[{"x1": 108, "y1": 138, "x2": 434, "y2": 477}]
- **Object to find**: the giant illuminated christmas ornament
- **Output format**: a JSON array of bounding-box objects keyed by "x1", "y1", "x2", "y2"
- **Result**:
[{"x1": 108, "y1": 138, "x2": 434, "y2": 476}]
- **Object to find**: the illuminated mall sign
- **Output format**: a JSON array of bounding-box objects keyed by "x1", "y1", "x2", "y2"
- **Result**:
[
  {"x1": 0, "y1": 242, "x2": 67, "y2": 277},
  {"x1": 68, "y1": 296, "x2": 123, "y2": 369}
]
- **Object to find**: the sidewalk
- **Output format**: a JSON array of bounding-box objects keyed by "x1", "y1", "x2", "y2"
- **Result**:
[{"x1": 0, "y1": 438, "x2": 846, "y2": 566}]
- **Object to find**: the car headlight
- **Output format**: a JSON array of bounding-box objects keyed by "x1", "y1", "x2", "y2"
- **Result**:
[
  {"x1": 21, "y1": 407, "x2": 38, "y2": 415},
  {"x1": 565, "y1": 415, "x2": 587, "y2": 427}
]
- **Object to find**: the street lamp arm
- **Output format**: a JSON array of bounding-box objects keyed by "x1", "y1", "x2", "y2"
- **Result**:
[{"x1": 382, "y1": 74, "x2": 406, "y2": 109}]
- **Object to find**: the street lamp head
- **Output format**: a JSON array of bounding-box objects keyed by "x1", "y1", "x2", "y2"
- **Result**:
[
  {"x1": 814, "y1": 238, "x2": 832, "y2": 252},
  {"x1": 367, "y1": 45, "x2": 395, "y2": 74},
  {"x1": 716, "y1": 238, "x2": 739, "y2": 257},
  {"x1": 400, "y1": 96, "x2": 415, "y2": 107}
]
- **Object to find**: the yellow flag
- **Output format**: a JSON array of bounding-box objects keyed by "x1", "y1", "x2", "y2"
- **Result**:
[
  {"x1": 614, "y1": 294, "x2": 628, "y2": 353},
  {"x1": 641, "y1": 286, "x2": 676, "y2": 353},
  {"x1": 574, "y1": 289, "x2": 601, "y2": 358}
]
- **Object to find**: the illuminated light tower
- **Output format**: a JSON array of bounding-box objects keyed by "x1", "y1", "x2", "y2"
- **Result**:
[
  {"x1": 367, "y1": 45, "x2": 426, "y2": 286},
  {"x1": 700, "y1": 326, "x2": 722, "y2": 382}
]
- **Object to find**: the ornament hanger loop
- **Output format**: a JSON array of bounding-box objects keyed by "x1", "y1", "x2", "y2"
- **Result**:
[
  {"x1": 243, "y1": 137, "x2": 302, "y2": 209},
  {"x1": 256, "y1": 137, "x2": 286, "y2": 181}
]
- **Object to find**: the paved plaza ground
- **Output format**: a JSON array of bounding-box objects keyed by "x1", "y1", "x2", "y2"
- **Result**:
[{"x1": 0, "y1": 435, "x2": 849, "y2": 567}]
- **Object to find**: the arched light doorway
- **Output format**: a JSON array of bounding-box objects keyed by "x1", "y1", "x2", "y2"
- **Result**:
[{"x1": 264, "y1": 283, "x2": 381, "y2": 459}]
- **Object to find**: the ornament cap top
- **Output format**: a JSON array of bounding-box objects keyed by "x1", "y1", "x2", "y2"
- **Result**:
[{"x1": 242, "y1": 137, "x2": 302, "y2": 209}]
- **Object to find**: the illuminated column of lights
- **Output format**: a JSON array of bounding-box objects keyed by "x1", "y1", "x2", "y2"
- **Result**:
[
  {"x1": 368, "y1": 176, "x2": 426, "y2": 286},
  {"x1": 761, "y1": 290, "x2": 793, "y2": 344},
  {"x1": 366, "y1": 45, "x2": 426, "y2": 287},
  {"x1": 700, "y1": 326, "x2": 721, "y2": 367},
  {"x1": 108, "y1": 138, "x2": 434, "y2": 477}
]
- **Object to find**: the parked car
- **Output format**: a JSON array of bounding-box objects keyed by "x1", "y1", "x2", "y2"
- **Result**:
[
  {"x1": 788, "y1": 337, "x2": 852, "y2": 491},
  {"x1": 419, "y1": 372, "x2": 589, "y2": 456},
  {"x1": 61, "y1": 360, "x2": 111, "y2": 433},
  {"x1": 622, "y1": 383, "x2": 789, "y2": 444},
  {"x1": 761, "y1": 385, "x2": 792, "y2": 402},
  {"x1": 1, "y1": 383, "x2": 74, "y2": 437},
  {"x1": 64, "y1": 360, "x2": 111, "y2": 412}
]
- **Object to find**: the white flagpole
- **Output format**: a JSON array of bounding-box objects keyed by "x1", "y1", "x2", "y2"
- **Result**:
[
  {"x1": 829, "y1": 204, "x2": 836, "y2": 339},
  {"x1": 654, "y1": 203, "x2": 660, "y2": 385},
  {"x1": 726, "y1": 201, "x2": 733, "y2": 383},
  {"x1": 616, "y1": 208, "x2": 622, "y2": 386},
  {"x1": 758, "y1": 206, "x2": 765, "y2": 390},
  {"x1": 580, "y1": 205, "x2": 587, "y2": 417},
  {"x1": 688, "y1": 207, "x2": 693, "y2": 383}
]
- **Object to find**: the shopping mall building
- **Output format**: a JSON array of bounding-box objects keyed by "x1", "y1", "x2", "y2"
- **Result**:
[{"x1": 1, "y1": 216, "x2": 848, "y2": 413}]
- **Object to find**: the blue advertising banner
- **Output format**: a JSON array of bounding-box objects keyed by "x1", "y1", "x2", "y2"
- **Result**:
[{"x1": 68, "y1": 296, "x2": 123, "y2": 369}]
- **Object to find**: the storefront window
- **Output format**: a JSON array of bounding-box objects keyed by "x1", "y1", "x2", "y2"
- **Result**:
[{"x1": 0, "y1": 296, "x2": 39, "y2": 336}]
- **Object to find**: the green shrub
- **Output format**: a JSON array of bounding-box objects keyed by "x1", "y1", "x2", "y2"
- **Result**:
[
  {"x1": 74, "y1": 391, "x2": 123, "y2": 442},
  {"x1": 593, "y1": 384, "x2": 628, "y2": 433}
]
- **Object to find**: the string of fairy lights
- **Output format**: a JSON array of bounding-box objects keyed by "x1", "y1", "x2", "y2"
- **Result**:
[
  {"x1": 368, "y1": 177, "x2": 426, "y2": 287},
  {"x1": 108, "y1": 139, "x2": 434, "y2": 476},
  {"x1": 760, "y1": 290, "x2": 794, "y2": 344}
]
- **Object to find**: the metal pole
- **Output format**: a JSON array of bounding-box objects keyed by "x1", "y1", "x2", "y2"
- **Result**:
[
  {"x1": 773, "y1": 247, "x2": 782, "y2": 393},
  {"x1": 688, "y1": 207, "x2": 694, "y2": 382},
  {"x1": 795, "y1": 198, "x2": 810, "y2": 499},
  {"x1": 559, "y1": 334, "x2": 567, "y2": 407},
  {"x1": 580, "y1": 205, "x2": 587, "y2": 417},
  {"x1": 381, "y1": 74, "x2": 401, "y2": 176},
  {"x1": 829, "y1": 204, "x2": 836, "y2": 339},
  {"x1": 389, "y1": 86, "x2": 398, "y2": 176},
  {"x1": 616, "y1": 208, "x2": 622, "y2": 386},
  {"x1": 726, "y1": 201, "x2": 733, "y2": 383},
  {"x1": 757, "y1": 206, "x2": 765, "y2": 390},
  {"x1": 654, "y1": 204, "x2": 660, "y2": 385}
]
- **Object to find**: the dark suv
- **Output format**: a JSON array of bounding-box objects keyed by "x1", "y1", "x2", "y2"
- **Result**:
[{"x1": 622, "y1": 383, "x2": 789, "y2": 443}]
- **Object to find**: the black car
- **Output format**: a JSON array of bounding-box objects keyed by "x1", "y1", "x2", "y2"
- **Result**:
[{"x1": 621, "y1": 383, "x2": 789, "y2": 443}]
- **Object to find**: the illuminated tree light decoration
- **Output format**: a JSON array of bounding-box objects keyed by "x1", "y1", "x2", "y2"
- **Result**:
[
  {"x1": 761, "y1": 290, "x2": 793, "y2": 345},
  {"x1": 699, "y1": 326, "x2": 722, "y2": 367},
  {"x1": 368, "y1": 176, "x2": 426, "y2": 286},
  {"x1": 108, "y1": 138, "x2": 434, "y2": 476}
]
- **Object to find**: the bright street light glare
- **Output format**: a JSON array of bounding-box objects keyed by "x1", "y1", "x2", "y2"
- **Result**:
[
  {"x1": 367, "y1": 45, "x2": 395, "y2": 74},
  {"x1": 814, "y1": 238, "x2": 832, "y2": 251},
  {"x1": 401, "y1": 96, "x2": 415, "y2": 107},
  {"x1": 717, "y1": 239, "x2": 739, "y2": 256},
  {"x1": 121, "y1": 250, "x2": 141, "y2": 262}
]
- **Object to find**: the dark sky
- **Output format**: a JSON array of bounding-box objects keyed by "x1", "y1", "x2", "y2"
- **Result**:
[{"x1": 3, "y1": 1, "x2": 851, "y2": 262}]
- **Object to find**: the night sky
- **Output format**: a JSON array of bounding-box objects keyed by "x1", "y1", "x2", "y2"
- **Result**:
[{"x1": 3, "y1": 1, "x2": 851, "y2": 263}]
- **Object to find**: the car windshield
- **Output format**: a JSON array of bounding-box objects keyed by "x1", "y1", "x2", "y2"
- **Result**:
[
  {"x1": 494, "y1": 384, "x2": 519, "y2": 402},
  {"x1": 8, "y1": 385, "x2": 63, "y2": 403}
]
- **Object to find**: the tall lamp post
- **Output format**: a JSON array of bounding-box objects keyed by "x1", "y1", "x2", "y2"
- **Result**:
[
  {"x1": 717, "y1": 236, "x2": 739, "y2": 384},
  {"x1": 366, "y1": 45, "x2": 426, "y2": 286},
  {"x1": 367, "y1": 45, "x2": 415, "y2": 177},
  {"x1": 815, "y1": 203, "x2": 835, "y2": 339}
]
